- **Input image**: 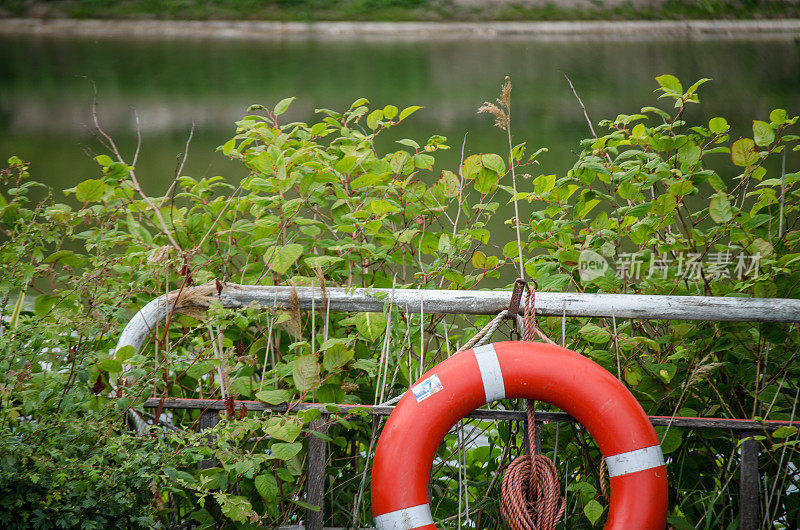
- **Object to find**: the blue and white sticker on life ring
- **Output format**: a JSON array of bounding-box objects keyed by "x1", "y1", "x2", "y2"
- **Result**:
[{"x1": 411, "y1": 374, "x2": 444, "y2": 402}]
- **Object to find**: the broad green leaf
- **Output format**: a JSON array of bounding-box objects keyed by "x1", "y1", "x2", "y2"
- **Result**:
[
  {"x1": 669, "y1": 180, "x2": 694, "y2": 196},
  {"x1": 772, "y1": 426, "x2": 798, "y2": 439},
  {"x1": 323, "y1": 346, "x2": 354, "y2": 372},
  {"x1": 355, "y1": 312, "x2": 387, "y2": 342},
  {"x1": 685, "y1": 77, "x2": 711, "y2": 96},
  {"x1": 655, "y1": 426, "x2": 684, "y2": 454},
  {"x1": 474, "y1": 168, "x2": 499, "y2": 194},
  {"x1": 335, "y1": 155, "x2": 359, "y2": 174},
  {"x1": 367, "y1": 109, "x2": 383, "y2": 130},
  {"x1": 678, "y1": 142, "x2": 701, "y2": 167},
  {"x1": 383, "y1": 104, "x2": 398, "y2": 119},
  {"x1": 617, "y1": 181, "x2": 641, "y2": 201},
  {"x1": 43, "y1": 250, "x2": 85, "y2": 267},
  {"x1": 437, "y1": 170, "x2": 461, "y2": 198},
  {"x1": 255, "y1": 474, "x2": 278, "y2": 501},
  {"x1": 221, "y1": 138, "x2": 235, "y2": 156},
  {"x1": 624, "y1": 366, "x2": 642, "y2": 386},
  {"x1": 650, "y1": 193, "x2": 676, "y2": 216},
  {"x1": 273, "y1": 97, "x2": 295, "y2": 116},
  {"x1": 398, "y1": 105, "x2": 423, "y2": 121},
  {"x1": 255, "y1": 389, "x2": 292, "y2": 404},
  {"x1": 351, "y1": 173, "x2": 387, "y2": 189},
  {"x1": 99, "y1": 358, "x2": 122, "y2": 373},
  {"x1": 217, "y1": 494, "x2": 254, "y2": 523},
  {"x1": 481, "y1": 153, "x2": 506, "y2": 175},
  {"x1": 770, "y1": 108, "x2": 788, "y2": 125},
  {"x1": 186, "y1": 360, "x2": 216, "y2": 380},
  {"x1": 267, "y1": 416, "x2": 303, "y2": 443},
  {"x1": 655, "y1": 74, "x2": 682, "y2": 95},
  {"x1": 709, "y1": 193, "x2": 733, "y2": 223},
  {"x1": 264, "y1": 243, "x2": 303, "y2": 275},
  {"x1": 731, "y1": 138, "x2": 759, "y2": 167},
  {"x1": 115, "y1": 345, "x2": 135, "y2": 362},
  {"x1": 94, "y1": 154, "x2": 113, "y2": 167},
  {"x1": 753, "y1": 120, "x2": 775, "y2": 146},
  {"x1": 472, "y1": 250, "x2": 487, "y2": 269},
  {"x1": 367, "y1": 199, "x2": 399, "y2": 215},
  {"x1": 584, "y1": 499, "x2": 604, "y2": 525},
  {"x1": 533, "y1": 174, "x2": 556, "y2": 195},
  {"x1": 708, "y1": 117, "x2": 729, "y2": 134},
  {"x1": 414, "y1": 154, "x2": 435, "y2": 170},
  {"x1": 270, "y1": 442, "x2": 303, "y2": 460},
  {"x1": 352, "y1": 358, "x2": 379, "y2": 374},
  {"x1": 292, "y1": 355, "x2": 320, "y2": 392},
  {"x1": 575, "y1": 199, "x2": 600, "y2": 218},
  {"x1": 438, "y1": 233, "x2": 453, "y2": 254},
  {"x1": 579, "y1": 323, "x2": 611, "y2": 344},
  {"x1": 75, "y1": 179, "x2": 106, "y2": 202},
  {"x1": 396, "y1": 138, "x2": 420, "y2": 150},
  {"x1": 304, "y1": 255, "x2": 343, "y2": 269}
]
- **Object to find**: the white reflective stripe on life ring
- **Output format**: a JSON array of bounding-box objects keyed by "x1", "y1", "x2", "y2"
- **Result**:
[
  {"x1": 605, "y1": 444, "x2": 665, "y2": 478},
  {"x1": 474, "y1": 344, "x2": 506, "y2": 403},
  {"x1": 374, "y1": 503, "x2": 433, "y2": 530}
]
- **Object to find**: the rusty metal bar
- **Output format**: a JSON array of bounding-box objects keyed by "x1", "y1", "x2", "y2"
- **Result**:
[{"x1": 145, "y1": 398, "x2": 796, "y2": 432}]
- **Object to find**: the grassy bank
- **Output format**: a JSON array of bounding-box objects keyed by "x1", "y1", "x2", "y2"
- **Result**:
[{"x1": 1, "y1": 0, "x2": 800, "y2": 21}]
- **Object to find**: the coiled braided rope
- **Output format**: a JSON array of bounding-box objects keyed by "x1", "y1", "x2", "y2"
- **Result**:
[
  {"x1": 500, "y1": 401, "x2": 566, "y2": 530},
  {"x1": 500, "y1": 284, "x2": 565, "y2": 530}
]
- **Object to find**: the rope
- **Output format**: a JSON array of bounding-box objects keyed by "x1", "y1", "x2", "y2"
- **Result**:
[
  {"x1": 523, "y1": 285, "x2": 556, "y2": 345},
  {"x1": 500, "y1": 402, "x2": 566, "y2": 530},
  {"x1": 457, "y1": 309, "x2": 524, "y2": 354},
  {"x1": 378, "y1": 310, "x2": 523, "y2": 406},
  {"x1": 501, "y1": 284, "x2": 565, "y2": 530}
]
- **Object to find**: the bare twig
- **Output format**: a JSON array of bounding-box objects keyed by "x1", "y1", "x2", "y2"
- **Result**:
[
  {"x1": 90, "y1": 82, "x2": 182, "y2": 251},
  {"x1": 160, "y1": 122, "x2": 196, "y2": 208},
  {"x1": 563, "y1": 72, "x2": 612, "y2": 164},
  {"x1": 452, "y1": 133, "x2": 468, "y2": 238}
]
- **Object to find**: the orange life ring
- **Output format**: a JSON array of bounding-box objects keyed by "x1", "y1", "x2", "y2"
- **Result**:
[{"x1": 371, "y1": 341, "x2": 667, "y2": 529}]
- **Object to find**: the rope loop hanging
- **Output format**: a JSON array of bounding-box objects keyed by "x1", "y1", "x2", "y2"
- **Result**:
[{"x1": 501, "y1": 281, "x2": 565, "y2": 530}]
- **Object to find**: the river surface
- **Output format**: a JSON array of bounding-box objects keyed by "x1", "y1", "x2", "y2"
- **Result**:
[{"x1": 1, "y1": 31, "x2": 799, "y2": 195}]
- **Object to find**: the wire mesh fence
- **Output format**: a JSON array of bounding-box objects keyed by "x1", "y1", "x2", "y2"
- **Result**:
[{"x1": 125, "y1": 286, "x2": 800, "y2": 528}]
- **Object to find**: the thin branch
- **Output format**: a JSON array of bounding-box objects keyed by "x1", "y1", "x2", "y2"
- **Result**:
[
  {"x1": 563, "y1": 72, "x2": 612, "y2": 164},
  {"x1": 160, "y1": 122, "x2": 196, "y2": 208},
  {"x1": 90, "y1": 82, "x2": 182, "y2": 251},
  {"x1": 132, "y1": 110, "x2": 142, "y2": 167}
]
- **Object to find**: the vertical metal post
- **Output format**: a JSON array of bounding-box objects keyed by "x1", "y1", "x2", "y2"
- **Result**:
[
  {"x1": 198, "y1": 409, "x2": 219, "y2": 470},
  {"x1": 740, "y1": 434, "x2": 760, "y2": 530},
  {"x1": 306, "y1": 416, "x2": 329, "y2": 530}
]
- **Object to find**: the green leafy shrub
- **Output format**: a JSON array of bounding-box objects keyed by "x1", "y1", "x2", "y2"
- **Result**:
[{"x1": 1, "y1": 75, "x2": 799, "y2": 527}]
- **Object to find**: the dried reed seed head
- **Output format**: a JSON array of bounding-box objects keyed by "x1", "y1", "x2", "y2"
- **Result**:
[
  {"x1": 148, "y1": 245, "x2": 173, "y2": 265},
  {"x1": 341, "y1": 382, "x2": 359, "y2": 393},
  {"x1": 477, "y1": 102, "x2": 508, "y2": 131},
  {"x1": 501, "y1": 76, "x2": 512, "y2": 108},
  {"x1": 279, "y1": 282, "x2": 303, "y2": 338},
  {"x1": 313, "y1": 266, "x2": 329, "y2": 311},
  {"x1": 689, "y1": 362, "x2": 723, "y2": 385}
]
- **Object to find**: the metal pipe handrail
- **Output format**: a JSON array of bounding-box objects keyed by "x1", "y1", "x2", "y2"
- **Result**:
[{"x1": 115, "y1": 282, "x2": 800, "y2": 356}]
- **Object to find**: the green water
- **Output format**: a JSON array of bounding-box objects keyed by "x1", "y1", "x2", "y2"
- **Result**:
[{"x1": 1, "y1": 33, "x2": 799, "y2": 195}]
